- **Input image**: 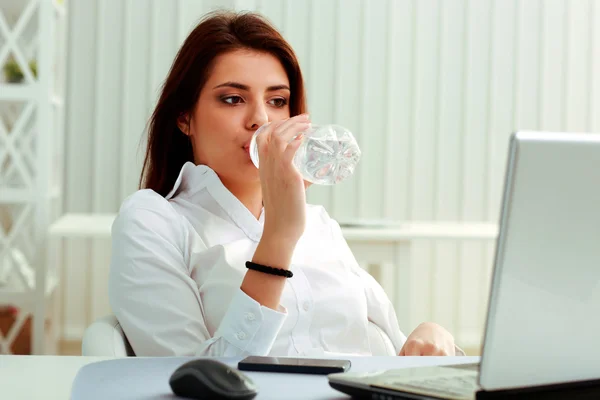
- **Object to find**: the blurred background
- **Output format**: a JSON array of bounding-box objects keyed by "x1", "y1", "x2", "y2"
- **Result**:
[{"x1": 0, "y1": 0, "x2": 598, "y2": 356}]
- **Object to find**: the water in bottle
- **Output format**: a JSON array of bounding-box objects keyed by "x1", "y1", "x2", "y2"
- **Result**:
[{"x1": 249, "y1": 124, "x2": 361, "y2": 185}]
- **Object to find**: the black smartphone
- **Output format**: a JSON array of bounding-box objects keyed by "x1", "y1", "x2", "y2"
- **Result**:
[{"x1": 238, "y1": 356, "x2": 351, "y2": 375}]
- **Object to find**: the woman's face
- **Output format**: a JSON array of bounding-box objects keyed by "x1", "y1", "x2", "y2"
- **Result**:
[{"x1": 180, "y1": 49, "x2": 291, "y2": 185}]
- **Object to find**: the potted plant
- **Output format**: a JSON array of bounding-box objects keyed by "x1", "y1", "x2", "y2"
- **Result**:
[{"x1": 3, "y1": 57, "x2": 37, "y2": 83}]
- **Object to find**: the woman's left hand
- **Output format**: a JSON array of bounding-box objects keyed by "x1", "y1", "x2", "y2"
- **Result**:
[{"x1": 399, "y1": 322, "x2": 456, "y2": 356}]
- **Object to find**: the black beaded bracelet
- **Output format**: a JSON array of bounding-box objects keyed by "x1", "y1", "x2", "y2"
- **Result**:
[{"x1": 245, "y1": 261, "x2": 293, "y2": 278}]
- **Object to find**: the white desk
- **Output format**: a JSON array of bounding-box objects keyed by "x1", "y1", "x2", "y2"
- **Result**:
[
  {"x1": 0, "y1": 355, "x2": 480, "y2": 400},
  {"x1": 0, "y1": 355, "x2": 115, "y2": 400}
]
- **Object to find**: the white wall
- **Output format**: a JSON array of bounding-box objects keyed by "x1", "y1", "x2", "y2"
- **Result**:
[{"x1": 59, "y1": 0, "x2": 600, "y2": 343}]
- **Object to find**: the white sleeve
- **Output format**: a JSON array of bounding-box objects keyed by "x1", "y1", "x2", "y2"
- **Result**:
[{"x1": 108, "y1": 193, "x2": 287, "y2": 357}]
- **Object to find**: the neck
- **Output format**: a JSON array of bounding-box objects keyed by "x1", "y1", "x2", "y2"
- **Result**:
[{"x1": 222, "y1": 179, "x2": 263, "y2": 220}]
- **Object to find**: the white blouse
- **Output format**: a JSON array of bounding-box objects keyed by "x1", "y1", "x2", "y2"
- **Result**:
[{"x1": 108, "y1": 162, "x2": 408, "y2": 357}]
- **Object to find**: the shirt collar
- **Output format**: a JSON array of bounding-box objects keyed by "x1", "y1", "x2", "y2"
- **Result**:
[
  {"x1": 165, "y1": 162, "x2": 265, "y2": 241},
  {"x1": 164, "y1": 161, "x2": 212, "y2": 200}
]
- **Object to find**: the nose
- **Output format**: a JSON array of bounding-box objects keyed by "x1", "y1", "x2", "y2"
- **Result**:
[{"x1": 246, "y1": 103, "x2": 269, "y2": 131}]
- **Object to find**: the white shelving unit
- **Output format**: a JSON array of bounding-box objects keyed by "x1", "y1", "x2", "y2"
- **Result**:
[{"x1": 0, "y1": 0, "x2": 67, "y2": 354}]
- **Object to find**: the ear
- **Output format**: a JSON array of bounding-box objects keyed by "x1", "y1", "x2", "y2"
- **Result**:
[{"x1": 177, "y1": 113, "x2": 191, "y2": 136}]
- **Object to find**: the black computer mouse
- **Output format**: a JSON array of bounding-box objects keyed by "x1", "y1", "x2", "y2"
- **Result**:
[{"x1": 169, "y1": 359, "x2": 258, "y2": 400}]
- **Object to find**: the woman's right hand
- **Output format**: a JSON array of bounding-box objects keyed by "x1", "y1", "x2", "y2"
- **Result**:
[{"x1": 255, "y1": 113, "x2": 312, "y2": 247}]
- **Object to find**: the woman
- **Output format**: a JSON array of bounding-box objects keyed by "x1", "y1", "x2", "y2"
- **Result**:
[{"x1": 108, "y1": 10, "x2": 462, "y2": 357}]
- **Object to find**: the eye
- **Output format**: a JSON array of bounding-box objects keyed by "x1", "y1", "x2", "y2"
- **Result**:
[
  {"x1": 222, "y1": 95, "x2": 244, "y2": 105},
  {"x1": 268, "y1": 98, "x2": 288, "y2": 108}
]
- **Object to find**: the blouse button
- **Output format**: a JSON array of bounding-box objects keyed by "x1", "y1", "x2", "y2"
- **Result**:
[
  {"x1": 236, "y1": 331, "x2": 247, "y2": 340},
  {"x1": 302, "y1": 301, "x2": 310, "y2": 312},
  {"x1": 245, "y1": 312, "x2": 256, "y2": 321}
]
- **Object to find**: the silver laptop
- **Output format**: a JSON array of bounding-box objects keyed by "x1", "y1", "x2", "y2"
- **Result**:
[{"x1": 328, "y1": 131, "x2": 600, "y2": 399}]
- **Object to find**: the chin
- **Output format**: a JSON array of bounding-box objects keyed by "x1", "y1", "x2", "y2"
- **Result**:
[{"x1": 231, "y1": 159, "x2": 261, "y2": 183}]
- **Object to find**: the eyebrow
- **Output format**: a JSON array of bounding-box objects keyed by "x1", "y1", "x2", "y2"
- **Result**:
[{"x1": 212, "y1": 81, "x2": 290, "y2": 92}]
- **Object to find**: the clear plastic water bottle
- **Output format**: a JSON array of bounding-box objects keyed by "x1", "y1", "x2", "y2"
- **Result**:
[{"x1": 249, "y1": 123, "x2": 361, "y2": 185}]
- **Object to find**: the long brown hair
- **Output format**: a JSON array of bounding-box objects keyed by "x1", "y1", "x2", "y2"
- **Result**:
[{"x1": 140, "y1": 11, "x2": 307, "y2": 196}]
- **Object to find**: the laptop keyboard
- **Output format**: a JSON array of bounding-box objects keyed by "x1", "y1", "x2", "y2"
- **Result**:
[{"x1": 386, "y1": 375, "x2": 478, "y2": 399}]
